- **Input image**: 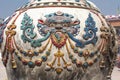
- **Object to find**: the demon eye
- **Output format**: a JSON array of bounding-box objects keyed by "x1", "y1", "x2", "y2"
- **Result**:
[
  {"x1": 49, "y1": 23, "x2": 55, "y2": 27},
  {"x1": 63, "y1": 23, "x2": 69, "y2": 27}
]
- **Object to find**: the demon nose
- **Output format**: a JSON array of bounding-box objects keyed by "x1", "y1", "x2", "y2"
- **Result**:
[
  {"x1": 55, "y1": 24, "x2": 63, "y2": 29},
  {"x1": 55, "y1": 27, "x2": 63, "y2": 29}
]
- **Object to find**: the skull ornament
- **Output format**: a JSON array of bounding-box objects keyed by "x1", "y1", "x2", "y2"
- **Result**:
[{"x1": 0, "y1": 0, "x2": 117, "y2": 80}]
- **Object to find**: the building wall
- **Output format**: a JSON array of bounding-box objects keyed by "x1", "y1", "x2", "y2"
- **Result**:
[
  {"x1": 107, "y1": 19, "x2": 120, "y2": 54},
  {"x1": 109, "y1": 20, "x2": 120, "y2": 28}
]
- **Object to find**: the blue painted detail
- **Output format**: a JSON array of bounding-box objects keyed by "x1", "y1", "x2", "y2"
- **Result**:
[
  {"x1": 22, "y1": 51, "x2": 27, "y2": 56},
  {"x1": 34, "y1": 51, "x2": 39, "y2": 56},
  {"x1": 67, "y1": 13, "x2": 98, "y2": 48},
  {"x1": 75, "y1": 0, "x2": 80, "y2": 2},
  {"x1": 21, "y1": 13, "x2": 36, "y2": 42},
  {"x1": 30, "y1": 32, "x2": 50, "y2": 48},
  {"x1": 37, "y1": 21, "x2": 48, "y2": 36},
  {"x1": 46, "y1": 51, "x2": 50, "y2": 56},
  {"x1": 78, "y1": 51, "x2": 83, "y2": 57},
  {"x1": 45, "y1": 12, "x2": 74, "y2": 24},
  {"x1": 90, "y1": 52, "x2": 95, "y2": 57},
  {"x1": 83, "y1": 62, "x2": 88, "y2": 68},
  {"x1": 28, "y1": 61, "x2": 35, "y2": 68},
  {"x1": 67, "y1": 32, "x2": 84, "y2": 48},
  {"x1": 54, "y1": 33, "x2": 61, "y2": 41},
  {"x1": 21, "y1": 13, "x2": 51, "y2": 48},
  {"x1": 37, "y1": 12, "x2": 80, "y2": 36},
  {"x1": 45, "y1": 12, "x2": 74, "y2": 19},
  {"x1": 83, "y1": 13, "x2": 98, "y2": 45},
  {"x1": 72, "y1": 24, "x2": 80, "y2": 36},
  {"x1": 41, "y1": 56, "x2": 47, "y2": 62}
]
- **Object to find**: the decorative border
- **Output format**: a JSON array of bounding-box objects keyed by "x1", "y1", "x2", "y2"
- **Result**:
[{"x1": 17, "y1": 2, "x2": 100, "y2": 13}]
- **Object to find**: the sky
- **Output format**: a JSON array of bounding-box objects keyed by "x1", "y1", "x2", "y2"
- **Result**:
[{"x1": 0, "y1": 0, "x2": 120, "y2": 19}]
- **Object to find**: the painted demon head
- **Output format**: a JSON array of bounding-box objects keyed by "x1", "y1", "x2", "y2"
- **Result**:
[{"x1": 37, "y1": 11, "x2": 80, "y2": 36}]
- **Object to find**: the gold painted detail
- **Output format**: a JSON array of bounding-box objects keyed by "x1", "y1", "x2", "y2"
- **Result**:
[
  {"x1": 2, "y1": 9, "x2": 28, "y2": 69},
  {"x1": 2, "y1": 23, "x2": 17, "y2": 69},
  {"x1": 98, "y1": 26, "x2": 110, "y2": 54},
  {"x1": 47, "y1": 49, "x2": 71, "y2": 74},
  {"x1": 66, "y1": 37, "x2": 100, "y2": 71},
  {"x1": 14, "y1": 40, "x2": 53, "y2": 68},
  {"x1": 55, "y1": 68, "x2": 63, "y2": 74},
  {"x1": 99, "y1": 25, "x2": 117, "y2": 78},
  {"x1": 14, "y1": 38, "x2": 51, "y2": 58}
]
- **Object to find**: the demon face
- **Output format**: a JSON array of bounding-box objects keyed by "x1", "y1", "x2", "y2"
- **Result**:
[{"x1": 37, "y1": 11, "x2": 80, "y2": 36}]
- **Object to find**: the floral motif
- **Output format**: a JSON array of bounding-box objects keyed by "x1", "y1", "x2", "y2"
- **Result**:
[
  {"x1": 21, "y1": 13, "x2": 51, "y2": 48},
  {"x1": 67, "y1": 13, "x2": 98, "y2": 48},
  {"x1": 83, "y1": 13, "x2": 98, "y2": 45},
  {"x1": 21, "y1": 13, "x2": 36, "y2": 42}
]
